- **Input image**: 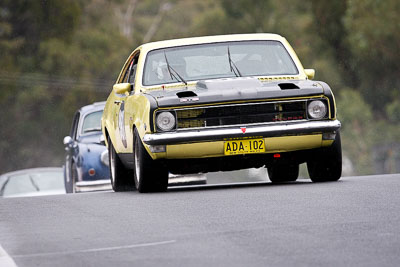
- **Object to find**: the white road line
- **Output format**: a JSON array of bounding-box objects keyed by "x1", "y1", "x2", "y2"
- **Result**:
[
  {"x1": 0, "y1": 245, "x2": 18, "y2": 267},
  {"x1": 12, "y1": 240, "x2": 176, "y2": 258}
]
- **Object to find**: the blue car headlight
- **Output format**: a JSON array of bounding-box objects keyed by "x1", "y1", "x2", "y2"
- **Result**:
[{"x1": 100, "y1": 150, "x2": 109, "y2": 166}]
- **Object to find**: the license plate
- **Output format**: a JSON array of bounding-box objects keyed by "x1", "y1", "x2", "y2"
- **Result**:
[{"x1": 224, "y1": 139, "x2": 265, "y2": 155}]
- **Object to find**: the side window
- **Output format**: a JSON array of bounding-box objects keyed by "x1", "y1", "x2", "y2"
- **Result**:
[
  {"x1": 128, "y1": 62, "x2": 137, "y2": 84},
  {"x1": 121, "y1": 53, "x2": 139, "y2": 86},
  {"x1": 70, "y1": 112, "x2": 80, "y2": 140}
]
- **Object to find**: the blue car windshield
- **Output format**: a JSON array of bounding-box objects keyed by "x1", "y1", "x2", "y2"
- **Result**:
[
  {"x1": 143, "y1": 40, "x2": 298, "y2": 86},
  {"x1": 81, "y1": 111, "x2": 103, "y2": 134}
]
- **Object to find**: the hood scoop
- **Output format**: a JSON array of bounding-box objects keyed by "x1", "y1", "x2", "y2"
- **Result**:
[
  {"x1": 176, "y1": 91, "x2": 198, "y2": 98},
  {"x1": 278, "y1": 83, "x2": 300, "y2": 90}
]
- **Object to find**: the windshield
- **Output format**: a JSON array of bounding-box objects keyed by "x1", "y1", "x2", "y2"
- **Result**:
[
  {"x1": 81, "y1": 111, "x2": 103, "y2": 134},
  {"x1": 1, "y1": 171, "x2": 64, "y2": 197},
  {"x1": 143, "y1": 40, "x2": 298, "y2": 86}
]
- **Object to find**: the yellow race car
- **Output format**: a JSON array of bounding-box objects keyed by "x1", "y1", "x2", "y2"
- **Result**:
[{"x1": 101, "y1": 33, "x2": 342, "y2": 193}]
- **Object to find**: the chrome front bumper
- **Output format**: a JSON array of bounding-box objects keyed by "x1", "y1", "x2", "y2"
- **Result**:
[
  {"x1": 143, "y1": 120, "x2": 341, "y2": 145},
  {"x1": 168, "y1": 173, "x2": 207, "y2": 186},
  {"x1": 75, "y1": 179, "x2": 112, "y2": 192}
]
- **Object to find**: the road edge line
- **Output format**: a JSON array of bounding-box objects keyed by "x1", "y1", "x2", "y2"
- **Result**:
[{"x1": 12, "y1": 239, "x2": 176, "y2": 258}]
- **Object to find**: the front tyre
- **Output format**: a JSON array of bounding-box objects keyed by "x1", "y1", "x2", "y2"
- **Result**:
[
  {"x1": 307, "y1": 132, "x2": 342, "y2": 182},
  {"x1": 108, "y1": 136, "x2": 135, "y2": 192},
  {"x1": 133, "y1": 129, "x2": 168, "y2": 193},
  {"x1": 64, "y1": 163, "x2": 76, "y2": 194},
  {"x1": 268, "y1": 164, "x2": 299, "y2": 183}
]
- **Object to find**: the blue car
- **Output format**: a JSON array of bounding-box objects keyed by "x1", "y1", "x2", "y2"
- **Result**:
[{"x1": 63, "y1": 102, "x2": 111, "y2": 193}]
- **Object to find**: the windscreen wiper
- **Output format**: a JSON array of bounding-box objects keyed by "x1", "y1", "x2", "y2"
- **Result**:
[
  {"x1": 228, "y1": 46, "x2": 242, "y2": 77},
  {"x1": 164, "y1": 52, "x2": 187, "y2": 85},
  {"x1": 29, "y1": 175, "x2": 40, "y2": 191},
  {"x1": 0, "y1": 177, "x2": 10, "y2": 196}
]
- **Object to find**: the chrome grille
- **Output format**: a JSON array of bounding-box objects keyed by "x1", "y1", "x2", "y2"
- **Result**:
[{"x1": 176, "y1": 101, "x2": 307, "y2": 129}]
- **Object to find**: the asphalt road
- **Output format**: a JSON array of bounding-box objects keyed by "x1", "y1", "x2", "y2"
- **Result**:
[{"x1": 1, "y1": 174, "x2": 400, "y2": 267}]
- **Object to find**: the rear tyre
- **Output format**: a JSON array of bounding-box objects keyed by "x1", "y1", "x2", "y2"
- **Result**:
[
  {"x1": 108, "y1": 136, "x2": 135, "y2": 192},
  {"x1": 133, "y1": 129, "x2": 168, "y2": 193},
  {"x1": 307, "y1": 132, "x2": 342, "y2": 182},
  {"x1": 268, "y1": 164, "x2": 299, "y2": 183}
]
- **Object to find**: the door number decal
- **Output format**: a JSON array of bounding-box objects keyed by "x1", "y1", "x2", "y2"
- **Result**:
[{"x1": 118, "y1": 101, "x2": 127, "y2": 148}]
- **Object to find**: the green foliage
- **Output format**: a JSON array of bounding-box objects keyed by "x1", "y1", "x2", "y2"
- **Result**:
[
  {"x1": 2, "y1": 0, "x2": 80, "y2": 57},
  {"x1": 344, "y1": 0, "x2": 400, "y2": 112},
  {"x1": 337, "y1": 89, "x2": 374, "y2": 174},
  {"x1": 191, "y1": 5, "x2": 230, "y2": 36},
  {"x1": 221, "y1": 0, "x2": 272, "y2": 32},
  {"x1": 386, "y1": 100, "x2": 400, "y2": 123},
  {"x1": 309, "y1": 0, "x2": 358, "y2": 88}
]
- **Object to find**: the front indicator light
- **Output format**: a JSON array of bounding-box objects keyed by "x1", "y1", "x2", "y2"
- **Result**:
[
  {"x1": 323, "y1": 132, "x2": 337, "y2": 140},
  {"x1": 156, "y1": 111, "x2": 176, "y2": 131},
  {"x1": 88, "y1": 168, "x2": 96, "y2": 176},
  {"x1": 308, "y1": 100, "x2": 327, "y2": 119}
]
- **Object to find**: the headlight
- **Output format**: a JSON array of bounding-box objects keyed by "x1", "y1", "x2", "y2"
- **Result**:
[
  {"x1": 307, "y1": 100, "x2": 327, "y2": 119},
  {"x1": 100, "y1": 150, "x2": 109, "y2": 166},
  {"x1": 156, "y1": 111, "x2": 176, "y2": 131}
]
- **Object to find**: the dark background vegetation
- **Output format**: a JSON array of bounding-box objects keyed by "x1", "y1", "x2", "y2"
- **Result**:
[{"x1": 1, "y1": 0, "x2": 399, "y2": 175}]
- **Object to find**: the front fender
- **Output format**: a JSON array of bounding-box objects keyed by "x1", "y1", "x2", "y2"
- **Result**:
[
  {"x1": 317, "y1": 81, "x2": 337, "y2": 119},
  {"x1": 123, "y1": 93, "x2": 155, "y2": 153}
]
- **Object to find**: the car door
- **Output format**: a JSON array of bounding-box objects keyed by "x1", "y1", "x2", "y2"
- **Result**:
[{"x1": 112, "y1": 52, "x2": 139, "y2": 153}]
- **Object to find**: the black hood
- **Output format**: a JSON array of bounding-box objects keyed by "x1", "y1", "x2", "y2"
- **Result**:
[{"x1": 144, "y1": 78, "x2": 325, "y2": 108}]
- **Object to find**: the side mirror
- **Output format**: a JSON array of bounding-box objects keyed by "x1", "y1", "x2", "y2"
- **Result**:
[
  {"x1": 113, "y1": 83, "x2": 131, "y2": 95},
  {"x1": 99, "y1": 135, "x2": 106, "y2": 146},
  {"x1": 304, "y1": 69, "x2": 315, "y2": 80},
  {"x1": 63, "y1": 136, "x2": 73, "y2": 146}
]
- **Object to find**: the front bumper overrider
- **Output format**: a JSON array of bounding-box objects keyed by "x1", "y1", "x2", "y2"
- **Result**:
[{"x1": 143, "y1": 120, "x2": 341, "y2": 146}]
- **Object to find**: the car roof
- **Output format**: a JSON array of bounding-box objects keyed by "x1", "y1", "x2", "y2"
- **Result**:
[
  {"x1": 138, "y1": 33, "x2": 286, "y2": 54},
  {"x1": 78, "y1": 101, "x2": 106, "y2": 115},
  {"x1": 0, "y1": 167, "x2": 63, "y2": 178}
]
